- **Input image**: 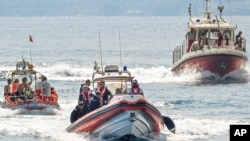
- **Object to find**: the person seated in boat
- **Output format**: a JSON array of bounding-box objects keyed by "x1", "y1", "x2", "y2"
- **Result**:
[
  {"x1": 128, "y1": 79, "x2": 144, "y2": 96},
  {"x1": 78, "y1": 85, "x2": 90, "y2": 107},
  {"x1": 4, "y1": 79, "x2": 13, "y2": 101},
  {"x1": 88, "y1": 91, "x2": 103, "y2": 112},
  {"x1": 11, "y1": 78, "x2": 19, "y2": 94},
  {"x1": 35, "y1": 75, "x2": 43, "y2": 97},
  {"x1": 16, "y1": 76, "x2": 32, "y2": 101},
  {"x1": 70, "y1": 101, "x2": 88, "y2": 123},
  {"x1": 185, "y1": 27, "x2": 196, "y2": 52},
  {"x1": 79, "y1": 79, "x2": 91, "y2": 94},
  {"x1": 97, "y1": 81, "x2": 113, "y2": 105},
  {"x1": 50, "y1": 87, "x2": 59, "y2": 104},
  {"x1": 41, "y1": 76, "x2": 51, "y2": 96},
  {"x1": 235, "y1": 31, "x2": 243, "y2": 47},
  {"x1": 23, "y1": 85, "x2": 34, "y2": 99}
]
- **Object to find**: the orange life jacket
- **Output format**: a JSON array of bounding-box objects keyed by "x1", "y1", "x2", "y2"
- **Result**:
[
  {"x1": 98, "y1": 87, "x2": 106, "y2": 97},
  {"x1": 12, "y1": 83, "x2": 19, "y2": 94}
]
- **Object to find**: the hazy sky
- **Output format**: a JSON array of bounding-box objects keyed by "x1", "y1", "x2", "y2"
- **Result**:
[{"x1": 0, "y1": 0, "x2": 249, "y2": 16}]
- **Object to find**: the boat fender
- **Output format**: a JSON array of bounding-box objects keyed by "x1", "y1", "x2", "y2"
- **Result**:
[{"x1": 163, "y1": 115, "x2": 176, "y2": 134}]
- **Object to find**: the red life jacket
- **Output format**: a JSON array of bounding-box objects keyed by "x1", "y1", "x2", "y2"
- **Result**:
[
  {"x1": 131, "y1": 86, "x2": 141, "y2": 95},
  {"x1": 98, "y1": 87, "x2": 106, "y2": 97}
]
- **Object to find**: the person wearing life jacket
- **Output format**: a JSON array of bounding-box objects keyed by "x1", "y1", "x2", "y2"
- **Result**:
[
  {"x1": 50, "y1": 87, "x2": 58, "y2": 104},
  {"x1": 79, "y1": 79, "x2": 91, "y2": 94},
  {"x1": 128, "y1": 79, "x2": 144, "y2": 96},
  {"x1": 97, "y1": 81, "x2": 113, "y2": 105},
  {"x1": 11, "y1": 78, "x2": 19, "y2": 94},
  {"x1": 78, "y1": 85, "x2": 90, "y2": 106},
  {"x1": 70, "y1": 101, "x2": 88, "y2": 123}
]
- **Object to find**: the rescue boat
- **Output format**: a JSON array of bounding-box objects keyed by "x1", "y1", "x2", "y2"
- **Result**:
[
  {"x1": 66, "y1": 65, "x2": 175, "y2": 140},
  {"x1": 172, "y1": 0, "x2": 248, "y2": 78},
  {"x1": 1, "y1": 60, "x2": 60, "y2": 114}
]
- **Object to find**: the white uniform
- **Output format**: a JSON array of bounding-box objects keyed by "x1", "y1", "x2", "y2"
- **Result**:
[{"x1": 42, "y1": 81, "x2": 51, "y2": 96}]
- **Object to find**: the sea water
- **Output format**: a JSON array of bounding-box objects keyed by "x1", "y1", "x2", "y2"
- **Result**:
[{"x1": 0, "y1": 16, "x2": 250, "y2": 141}]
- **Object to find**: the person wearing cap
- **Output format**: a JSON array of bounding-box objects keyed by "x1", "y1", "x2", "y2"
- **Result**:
[
  {"x1": 79, "y1": 79, "x2": 91, "y2": 94},
  {"x1": 128, "y1": 79, "x2": 144, "y2": 96},
  {"x1": 78, "y1": 85, "x2": 90, "y2": 106},
  {"x1": 70, "y1": 101, "x2": 88, "y2": 123},
  {"x1": 185, "y1": 27, "x2": 196, "y2": 52},
  {"x1": 97, "y1": 81, "x2": 113, "y2": 105}
]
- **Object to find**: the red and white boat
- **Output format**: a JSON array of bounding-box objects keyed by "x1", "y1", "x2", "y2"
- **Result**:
[
  {"x1": 66, "y1": 65, "x2": 175, "y2": 140},
  {"x1": 172, "y1": 0, "x2": 248, "y2": 77},
  {"x1": 1, "y1": 60, "x2": 60, "y2": 114}
]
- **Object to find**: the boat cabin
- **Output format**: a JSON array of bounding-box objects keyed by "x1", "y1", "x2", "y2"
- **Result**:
[{"x1": 92, "y1": 65, "x2": 134, "y2": 95}]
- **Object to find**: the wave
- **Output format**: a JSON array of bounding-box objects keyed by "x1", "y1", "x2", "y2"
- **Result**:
[{"x1": 1, "y1": 63, "x2": 250, "y2": 83}]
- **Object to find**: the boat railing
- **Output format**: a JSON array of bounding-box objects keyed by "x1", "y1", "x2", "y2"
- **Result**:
[{"x1": 173, "y1": 40, "x2": 186, "y2": 64}]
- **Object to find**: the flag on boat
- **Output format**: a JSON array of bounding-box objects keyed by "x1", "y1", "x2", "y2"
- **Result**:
[{"x1": 29, "y1": 35, "x2": 33, "y2": 43}]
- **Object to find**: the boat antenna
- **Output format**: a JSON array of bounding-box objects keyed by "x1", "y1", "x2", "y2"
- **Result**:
[
  {"x1": 98, "y1": 30, "x2": 104, "y2": 73},
  {"x1": 218, "y1": 0, "x2": 224, "y2": 19},
  {"x1": 119, "y1": 29, "x2": 122, "y2": 72},
  {"x1": 205, "y1": 0, "x2": 210, "y2": 12},
  {"x1": 188, "y1": 3, "x2": 192, "y2": 21}
]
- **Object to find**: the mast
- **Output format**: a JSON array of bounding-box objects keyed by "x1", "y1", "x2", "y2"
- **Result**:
[
  {"x1": 118, "y1": 29, "x2": 122, "y2": 72},
  {"x1": 98, "y1": 31, "x2": 104, "y2": 73},
  {"x1": 188, "y1": 3, "x2": 191, "y2": 21}
]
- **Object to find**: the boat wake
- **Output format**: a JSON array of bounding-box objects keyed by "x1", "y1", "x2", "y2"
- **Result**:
[{"x1": 1, "y1": 64, "x2": 250, "y2": 84}]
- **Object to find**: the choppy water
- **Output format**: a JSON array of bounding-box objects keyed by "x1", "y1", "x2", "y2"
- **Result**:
[{"x1": 0, "y1": 16, "x2": 250, "y2": 141}]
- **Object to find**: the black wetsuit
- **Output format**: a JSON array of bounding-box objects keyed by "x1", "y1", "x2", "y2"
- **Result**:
[
  {"x1": 70, "y1": 105, "x2": 88, "y2": 123},
  {"x1": 88, "y1": 94, "x2": 101, "y2": 112}
]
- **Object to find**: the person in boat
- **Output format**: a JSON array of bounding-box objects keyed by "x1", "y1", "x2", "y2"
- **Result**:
[
  {"x1": 79, "y1": 79, "x2": 91, "y2": 94},
  {"x1": 70, "y1": 101, "x2": 88, "y2": 123},
  {"x1": 185, "y1": 27, "x2": 196, "y2": 52},
  {"x1": 128, "y1": 79, "x2": 144, "y2": 96},
  {"x1": 4, "y1": 79, "x2": 13, "y2": 101},
  {"x1": 217, "y1": 31, "x2": 223, "y2": 47},
  {"x1": 78, "y1": 85, "x2": 90, "y2": 106},
  {"x1": 88, "y1": 91, "x2": 103, "y2": 112},
  {"x1": 235, "y1": 31, "x2": 243, "y2": 47},
  {"x1": 98, "y1": 81, "x2": 113, "y2": 105},
  {"x1": 35, "y1": 75, "x2": 43, "y2": 97},
  {"x1": 11, "y1": 78, "x2": 19, "y2": 94},
  {"x1": 41, "y1": 76, "x2": 51, "y2": 96},
  {"x1": 50, "y1": 87, "x2": 59, "y2": 104},
  {"x1": 16, "y1": 76, "x2": 33, "y2": 101}
]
